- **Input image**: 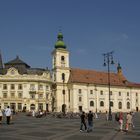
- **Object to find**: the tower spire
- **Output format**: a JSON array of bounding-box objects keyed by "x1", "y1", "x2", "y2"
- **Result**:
[{"x1": 0, "y1": 50, "x2": 3, "y2": 69}]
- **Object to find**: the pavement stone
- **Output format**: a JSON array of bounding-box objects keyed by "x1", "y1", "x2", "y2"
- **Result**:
[{"x1": 0, "y1": 112, "x2": 140, "y2": 140}]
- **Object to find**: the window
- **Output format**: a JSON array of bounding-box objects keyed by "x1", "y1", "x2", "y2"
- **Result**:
[
  {"x1": 11, "y1": 84, "x2": 15, "y2": 90},
  {"x1": 79, "y1": 97, "x2": 82, "y2": 102},
  {"x1": 30, "y1": 94, "x2": 35, "y2": 99},
  {"x1": 127, "y1": 92, "x2": 129, "y2": 96},
  {"x1": 38, "y1": 103, "x2": 43, "y2": 110},
  {"x1": 119, "y1": 92, "x2": 121, "y2": 96},
  {"x1": 118, "y1": 102, "x2": 122, "y2": 109},
  {"x1": 61, "y1": 56, "x2": 65, "y2": 61},
  {"x1": 46, "y1": 85, "x2": 49, "y2": 90},
  {"x1": 100, "y1": 101, "x2": 104, "y2": 107},
  {"x1": 39, "y1": 94, "x2": 43, "y2": 99},
  {"x1": 30, "y1": 84, "x2": 35, "y2": 91},
  {"x1": 90, "y1": 101, "x2": 94, "y2": 107},
  {"x1": 3, "y1": 84, "x2": 7, "y2": 90},
  {"x1": 62, "y1": 90, "x2": 65, "y2": 95},
  {"x1": 11, "y1": 93, "x2": 15, "y2": 98},
  {"x1": 62, "y1": 73, "x2": 65, "y2": 81},
  {"x1": 127, "y1": 102, "x2": 130, "y2": 109},
  {"x1": 18, "y1": 103, "x2": 22, "y2": 110},
  {"x1": 78, "y1": 89, "x2": 82, "y2": 94},
  {"x1": 18, "y1": 84, "x2": 22, "y2": 90},
  {"x1": 110, "y1": 91, "x2": 112, "y2": 96},
  {"x1": 100, "y1": 90, "x2": 103, "y2": 95},
  {"x1": 3, "y1": 93, "x2": 7, "y2": 98},
  {"x1": 38, "y1": 84, "x2": 43, "y2": 90},
  {"x1": 110, "y1": 101, "x2": 113, "y2": 107},
  {"x1": 18, "y1": 93, "x2": 22, "y2": 98},
  {"x1": 90, "y1": 90, "x2": 93, "y2": 94},
  {"x1": 136, "y1": 93, "x2": 138, "y2": 97}
]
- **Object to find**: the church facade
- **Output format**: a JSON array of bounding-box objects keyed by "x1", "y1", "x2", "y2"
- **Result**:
[{"x1": 0, "y1": 32, "x2": 140, "y2": 113}]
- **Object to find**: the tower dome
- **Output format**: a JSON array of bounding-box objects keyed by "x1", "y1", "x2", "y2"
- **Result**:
[{"x1": 55, "y1": 32, "x2": 66, "y2": 49}]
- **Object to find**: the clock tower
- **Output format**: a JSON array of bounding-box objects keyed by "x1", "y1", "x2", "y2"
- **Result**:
[{"x1": 52, "y1": 32, "x2": 70, "y2": 113}]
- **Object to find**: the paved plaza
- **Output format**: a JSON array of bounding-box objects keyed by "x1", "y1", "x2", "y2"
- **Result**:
[{"x1": 0, "y1": 112, "x2": 140, "y2": 140}]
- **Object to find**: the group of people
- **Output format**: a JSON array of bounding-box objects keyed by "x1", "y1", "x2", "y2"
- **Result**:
[
  {"x1": 115, "y1": 111, "x2": 134, "y2": 132},
  {"x1": 80, "y1": 111, "x2": 94, "y2": 132},
  {"x1": 0, "y1": 106, "x2": 12, "y2": 125}
]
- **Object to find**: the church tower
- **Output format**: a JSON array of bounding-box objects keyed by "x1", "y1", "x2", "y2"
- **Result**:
[{"x1": 52, "y1": 32, "x2": 70, "y2": 113}]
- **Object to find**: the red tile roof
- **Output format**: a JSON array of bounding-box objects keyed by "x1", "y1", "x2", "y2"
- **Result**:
[{"x1": 68, "y1": 68, "x2": 140, "y2": 88}]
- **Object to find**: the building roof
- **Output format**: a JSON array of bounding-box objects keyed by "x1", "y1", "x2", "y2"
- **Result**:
[
  {"x1": 68, "y1": 68, "x2": 140, "y2": 88},
  {"x1": 5, "y1": 56, "x2": 30, "y2": 68}
]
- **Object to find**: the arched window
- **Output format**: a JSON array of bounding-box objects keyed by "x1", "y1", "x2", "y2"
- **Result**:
[
  {"x1": 118, "y1": 102, "x2": 122, "y2": 109},
  {"x1": 62, "y1": 73, "x2": 65, "y2": 81},
  {"x1": 127, "y1": 102, "x2": 130, "y2": 109},
  {"x1": 100, "y1": 101, "x2": 104, "y2": 107},
  {"x1": 110, "y1": 101, "x2": 113, "y2": 107},
  {"x1": 61, "y1": 56, "x2": 65, "y2": 61},
  {"x1": 90, "y1": 101, "x2": 94, "y2": 107}
]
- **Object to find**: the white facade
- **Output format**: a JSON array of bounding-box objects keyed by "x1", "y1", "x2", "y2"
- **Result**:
[{"x1": 0, "y1": 67, "x2": 52, "y2": 112}]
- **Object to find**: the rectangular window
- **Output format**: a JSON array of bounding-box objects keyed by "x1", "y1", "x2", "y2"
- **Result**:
[
  {"x1": 3, "y1": 84, "x2": 7, "y2": 90},
  {"x1": 18, "y1": 84, "x2": 22, "y2": 90},
  {"x1": 18, "y1": 103, "x2": 22, "y2": 110},
  {"x1": 119, "y1": 92, "x2": 121, "y2": 96},
  {"x1": 39, "y1": 94, "x2": 43, "y2": 99},
  {"x1": 3, "y1": 93, "x2": 7, "y2": 98},
  {"x1": 11, "y1": 93, "x2": 15, "y2": 98},
  {"x1": 127, "y1": 92, "x2": 129, "y2": 96},
  {"x1": 78, "y1": 89, "x2": 82, "y2": 94},
  {"x1": 11, "y1": 84, "x2": 15, "y2": 90},
  {"x1": 30, "y1": 84, "x2": 35, "y2": 91},
  {"x1": 100, "y1": 90, "x2": 103, "y2": 95},
  {"x1": 90, "y1": 90, "x2": 93, "y2": 94},
  {"x1": 30, "y1": 94, "x2": 35, "y2": 99},
  {"x1": 110, "y1": 91, "x2": 112, "y2": 95},
  {"x1": 38, "y1": 85, "x2": 43, "y2": 90},
  {"x1": 18, "y1": 93, "x2": 22, "y2": 98}
]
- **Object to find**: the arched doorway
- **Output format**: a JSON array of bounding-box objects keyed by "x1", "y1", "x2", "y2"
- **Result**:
[
  {"x1": 62, "y1": 104, "x2": 66, "y2": 114},
  {"x1": 30, "y1": 104, "x2": 35, "y2": 110}
]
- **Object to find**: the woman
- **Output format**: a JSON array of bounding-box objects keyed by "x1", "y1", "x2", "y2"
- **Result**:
[{"x1": 119, "y1": 112, "x2": 123, "y2": 132}]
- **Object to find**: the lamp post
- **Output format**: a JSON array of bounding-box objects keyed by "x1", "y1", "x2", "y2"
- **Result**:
[
  {"x1": 103, "y1": 51, "x2": 114, "y2": 121},
  {"x1": 94, "y1": 86, "x2": 97, "y2": 113}
]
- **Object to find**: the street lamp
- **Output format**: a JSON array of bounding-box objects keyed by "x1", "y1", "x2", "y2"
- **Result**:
[{"x1": 103, "y1": 51, "x2": 114, "y2": 121}]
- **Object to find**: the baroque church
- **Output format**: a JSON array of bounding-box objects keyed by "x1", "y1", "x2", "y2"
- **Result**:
[{"x1": 0, "y1": 32, "x2": 140, "y2": 113}]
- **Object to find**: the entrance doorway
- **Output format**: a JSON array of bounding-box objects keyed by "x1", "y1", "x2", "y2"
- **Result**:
[
  {"x1": 62, "y1": 104, "x2": 66, "y2": 114},
  {"x1": 30, "y1": 104, "x2": 35, "y2": 110},
  {"x1": 136, "y1": 107, "x2": 139, "y2": 112}
]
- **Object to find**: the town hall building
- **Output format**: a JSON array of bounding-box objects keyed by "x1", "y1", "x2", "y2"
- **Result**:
[{"x1": 0, "y1": 32, "x2": 140, "y2": 113}]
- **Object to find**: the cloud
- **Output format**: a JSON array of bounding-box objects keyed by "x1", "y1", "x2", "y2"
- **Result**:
[
  {"x1": 76, "y1": 48, "x2": 87, "y2": 55},
  {"x1": 122, "y1": 33, "x2": 128, "y2": 40}
]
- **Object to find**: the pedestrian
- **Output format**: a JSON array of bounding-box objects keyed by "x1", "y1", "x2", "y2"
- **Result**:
[
  {"x1": 105, "y1": 111, "x2": 108, "y2": 121},
  {"x1": 0, "y1": 107, "x2": 3, "y2": 124},
  {"x1": 126, "y1": 112, "x2": 133, "y2": 132},
  {"x1": 80, "y1": 111, "x2": 87, "y2": 132},
  {"x1": 119, "y1": 112, "x2": 123, "y2": 132},
  {"x1": 87, "y1": 111, "x2": 93, "y2": 132},
  {"x1": 5, "y1": 106, "x2": 12, "y2": 125}
]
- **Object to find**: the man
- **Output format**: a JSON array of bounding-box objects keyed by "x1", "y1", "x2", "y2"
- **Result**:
[
  {"x1": 87, "y1": 111, "x2": 93, "y2": 132},
  {"x1": 5, "y1": 106, "x2": 12, "y2": 125},
  {"x1": 80, "y1": 111, "x2": 87, "y2": 132}
]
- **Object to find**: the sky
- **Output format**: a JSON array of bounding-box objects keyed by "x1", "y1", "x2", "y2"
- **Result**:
[{"x1": 0, "y1": 0, "x2": 140, "y2": 83}]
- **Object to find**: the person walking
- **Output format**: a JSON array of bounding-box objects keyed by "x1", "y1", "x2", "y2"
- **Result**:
[
  {"x1": 0, "y1": 107, "x2": 3, "y2": 124},
  {"x1": 119, "y1": 112, "x2": 123, "y2": 132},
  {"x1": 126, "y1": 112, "x2": 133, "y2": 132},
  {"x1": 5, "y1": 106, "x2": 12, "y2": 125},
  {"x1": 87, "y1": 111, "x2": 93, "y2": 132},
  {"x1": 80, "y1": 111, "x2": 87, "y2": 132}
]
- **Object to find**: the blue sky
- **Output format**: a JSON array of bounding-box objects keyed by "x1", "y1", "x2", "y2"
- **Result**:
[{"x1": 0, "y1": 0, "x2": 140, "y2": 82}]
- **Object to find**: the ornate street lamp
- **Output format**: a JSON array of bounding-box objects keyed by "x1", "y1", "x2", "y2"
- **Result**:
[{"x1": 103, "y1": 51, "x2": 114, "y2": 121}]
